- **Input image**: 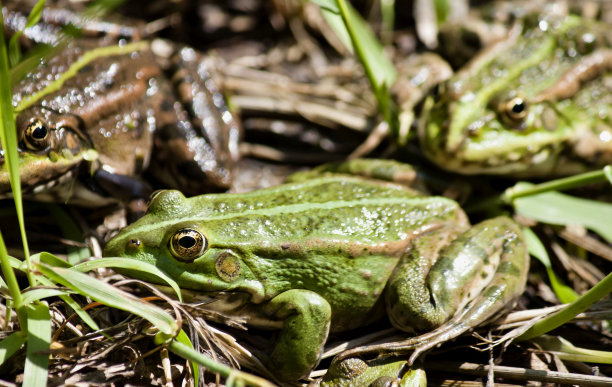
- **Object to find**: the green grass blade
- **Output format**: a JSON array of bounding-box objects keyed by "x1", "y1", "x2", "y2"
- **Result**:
[
  {"x1": 531, "y1": 335, "x2": 612, "y2": 364},
  {"x1": 157, "y1": 335, "x2": 276, "y2": 387},
  {"x1": 518, "y1": 270, "x2": 612, "y2": 341},
  {"x1": 36, "y1": 251, "x2": 72, "y2": 268},
  {"x1": 522, "y1": 228, "x2": 578, "y2": 303},
  {"x1": 74, "y1": 257, "x2": 183, "y2": 302},
  {"x1": 503, "y1": 168, "x2": 611, "y2": 202},
  {"x1": 37, "y1": 263, "x2": 178, "y2": 335},
  {"x1": 313, "y1": 0, "x2": 399, "y2": 137},
  {"x1": 21, "y1": 288, "x2": 74, "y2": 305},
  {"x1": 176, "y1": 329, "x2": 199, "y2": 386},
  {"x1": 0, "y1": 1, "x2": 33, "y2": 287},
  {"x1": 34, "y1": 274, "x2": 101, "y2": 332},
  {"x1": 513, "y1": 186, "x2": 612, "y2": 243},
  {"x1": 0, "y1": 331, "x2": 27, "y2": 366},
  {"x1": 8, "y1": 0, "x2": 46, "y2": 66},
  {"x1": 0, "y1": 232, "x2": 26, "y2": 326},
  {"x1": 23, "y1": 301, "x2": 51, "y2": 387}
]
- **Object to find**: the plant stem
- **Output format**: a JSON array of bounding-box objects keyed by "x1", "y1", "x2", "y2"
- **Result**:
[
  {"x1": 0, "y1": 232, "x2": 27, "y2": 328},
  {"x1": 502, "y1": 166, "x2": 611, "y2": 202},
  {"x1": 517, "y1": 270, "x2": 612, "y2": 341}
]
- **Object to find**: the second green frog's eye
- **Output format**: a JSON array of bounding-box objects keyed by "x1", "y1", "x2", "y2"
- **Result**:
[
  {"x1": 169, "y1": 228, "x2": 207, "y2": 262},
  {"x1": 24, "y1": 119, "x2": 50, "y2": 150},
  {"x1": 500, "y1": 96, "x2": 528, "y2": 123}
]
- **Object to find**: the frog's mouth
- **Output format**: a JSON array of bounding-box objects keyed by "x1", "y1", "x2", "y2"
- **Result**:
[
  {"x1": 0, "y1": 156, "x2": 82, "y2": 199},
  {"x1": 0, "y1": 138, "x2": 97, "y2": 199}
]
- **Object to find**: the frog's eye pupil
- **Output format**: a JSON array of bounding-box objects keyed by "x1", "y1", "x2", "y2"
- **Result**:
[
  {"x1": 501, "y1": 96, "x2": 528, "y2": 123},
  {"x1": 24, "y1": 119, "x2": 50, "y2": 150},
  {"x1": 512, "y1": 100, "x2": 525, "y2": 114},
  {"x1": 169, "y1": 228, "x2": 206, "y2": 262},
  {"x1": 178, "y1": 235, "x2": 196, "y2": 249},
  {"x1": 32, "y1": 124, "x2": 48, "y2": 139}
]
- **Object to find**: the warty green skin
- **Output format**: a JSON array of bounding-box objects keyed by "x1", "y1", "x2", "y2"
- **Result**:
[
  {"x1": 1, "y1": 6, "x2": 240, "y2": 204},
  {"x1": 420, "y1": 15, "x2": 612, "y2": 177},
  {"x1": 104, "y1": 160, "x2": 529, "y2": 381},
  {"x1": 321, "y1": 357, "x2": 426, "y2": 387}
]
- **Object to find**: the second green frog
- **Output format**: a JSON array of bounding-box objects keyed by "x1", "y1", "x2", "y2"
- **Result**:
[
  {"x1": 104, "y1": 159, "x2": 529, "y2": 381},
  {"x1": 420, "y1": 15, "x2": 612, "y2": 177}
]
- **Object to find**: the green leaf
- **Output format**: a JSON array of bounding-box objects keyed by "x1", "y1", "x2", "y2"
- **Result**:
[
  {"x1": 35, "y1": 251, "x2": 72, "y2": 268},
  {"x1": 604, "y1": 165, "x2": 612, "y2": 185},
  {"x1": 314, "y1": 0, "x2": 398, "y2": 138},
  {"x1": 518, "y1": 270, "x2": 612, "y2": 341},
  {"x1": 8, "y1": 0, "x2": 47, "y2": 66},
  {"x1": 309, "y1": 0, "x2": 339, "y2": 13},
  {"x1": 37, "y1": 262, "x2": 178, "y2": 335},
  {"x1": 160, "y1": 336, "x2": 276, "y2": 387},
  {"x1": 21, "y1": 288, "x2": 74, "y2": 305},
  {"x1": 0, "y1": 233, "x2": 26, "y2": 327},
  {"x1": 522, "y1": 228, "x2": 578, "y2": 304},
  {"x1": 330, "y1": 0, "x2": 396, "y2": 87},
  {"x1": 514, "y1": 186, "x2": 612, "y2": 243},
  {"x1": 532, "y1": 335, "x2": 612, "y2": 364},
  {"x1": 33, "y1": 271, "x2": 102, "y2": 332},
  {"x1": 176, "y1": 330, "x2": 199, "y2": 386},
  {"x1": 74, "y1": 257, "x2": 183, "y2": 302},
  {"x1": 0, "y1": 4, "x2": 33, "y2": 288},
  {"x1": 0, "y1": 331, "x2": 27, "y2": 366},
  {"x1": 23, "y1": 302, "x2": 51, "y2": 387}
]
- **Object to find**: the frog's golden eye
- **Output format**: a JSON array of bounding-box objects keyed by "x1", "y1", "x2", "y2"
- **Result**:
[
  {"x1": 24, "y1": 118, "x2": 50, "y2": 150},
  {"x1": 169, "y1": 228, "x2": 207, "y2": 262},
  {"x1": 501, "y1": 96, "x2": 528, "y2": 123}
]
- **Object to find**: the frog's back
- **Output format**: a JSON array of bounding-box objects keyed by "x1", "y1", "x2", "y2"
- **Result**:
[{"x1": 184, "y1": 177, "x2": 460, "y2": 246}]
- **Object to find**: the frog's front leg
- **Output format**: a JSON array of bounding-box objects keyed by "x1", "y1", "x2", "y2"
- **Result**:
[
  {"x1": 148, "y1": 46, "x2": 241, "y2": 195},
  {"x1": 262, "y1": 289, "x2": 332, "y2": 381},
  {"x1": 380, "y1": 216, "x2": 527, "y2": 358}
]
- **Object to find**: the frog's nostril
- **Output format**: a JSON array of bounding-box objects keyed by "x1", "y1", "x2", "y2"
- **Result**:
[
  {"x1": 129, "y1": 239, "x2": 141, "y2": 247},
  {"x1": 126, "y1": 238, "x2": 142, "y2": 253}
]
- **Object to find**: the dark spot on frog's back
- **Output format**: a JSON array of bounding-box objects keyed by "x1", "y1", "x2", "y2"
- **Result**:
[
  {"x1": 161, "y1": 99, "x2": 174, "y2": 112},
  {"x1": 179, "y1": 161, "x2": 213, "y2": 178},
  {"x1": 498, "y1": 261, "x2": 521, "y2": 276},
  {"x1": 79, "y1": 64, "x2": 93, "y2": 74}
]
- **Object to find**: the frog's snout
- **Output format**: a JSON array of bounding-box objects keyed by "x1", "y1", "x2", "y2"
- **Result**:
[
  {"x1": 103, "y1": 238, "x2": 134, "y2": 257},
  {"x1": 103, "y1": 237, "x2": 122, "y2": 258}
]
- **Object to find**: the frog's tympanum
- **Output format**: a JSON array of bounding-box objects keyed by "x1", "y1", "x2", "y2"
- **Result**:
[
  {"x1": 0, "y1": 7, "x2": 240, "y2": 205},
  {"x1": 104, "y1": 159, "x2": 529, "y2": 381},
  {"x1": 420, "y1": 15, "x2": 612, "y2": 177}
]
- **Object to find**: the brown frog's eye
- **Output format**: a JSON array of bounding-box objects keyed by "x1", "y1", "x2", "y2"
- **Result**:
[
  {"x1": 500, "y1": 96, "x2": 528, "y2": 123},
  {"x1": 169, "y1": 228, "x2": 206, "y2": 262},
  {"x1": 24, "y1": 119, "x2": 50, "y2": 150}
]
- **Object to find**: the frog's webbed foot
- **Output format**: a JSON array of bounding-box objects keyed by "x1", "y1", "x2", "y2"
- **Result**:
[{"x1": 339, "y1": 216, "x2": 528, "y2": 364}]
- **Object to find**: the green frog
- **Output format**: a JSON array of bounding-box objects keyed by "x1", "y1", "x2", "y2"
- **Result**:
[
  {"x1": 419, "y1": 15, "x2": 612, "y2": 177},
  {"x1": 103, "y1": 159, "x2": 529, "y2": 381},
  {"x1": 0, "y1": 6, "x2": 240, "y2": 205},
  {"x1": 320, "y1": 357, "x2": 426, "y2": 387}
]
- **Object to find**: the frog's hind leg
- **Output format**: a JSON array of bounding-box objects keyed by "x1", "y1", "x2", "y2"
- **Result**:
[{"x1": 340, "y1": 216, "x2": 529, "y2": 362}]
